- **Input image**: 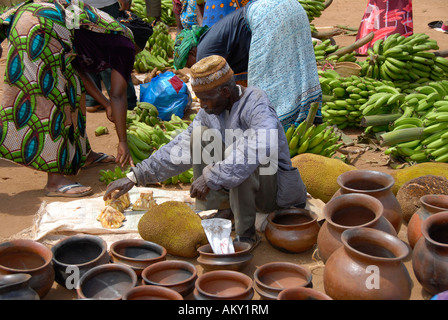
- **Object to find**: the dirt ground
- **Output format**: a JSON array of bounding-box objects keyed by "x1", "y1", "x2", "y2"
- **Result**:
[{"x1": 0, "y1": 0, "x2": 447, "y2": 301}]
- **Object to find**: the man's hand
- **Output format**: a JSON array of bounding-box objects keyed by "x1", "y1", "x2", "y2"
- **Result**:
[
  {"x1": 189, "y1": 175, "x2": 210, "y2": 201},
  {"x1": 103, "y1": 177, "x2": 135, "y2": 201}
]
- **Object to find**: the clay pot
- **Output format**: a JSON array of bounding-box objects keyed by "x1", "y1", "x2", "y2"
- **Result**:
[
  {"x1": 194, "y1": 270, "x2": 253, "y2": 300},
  {"x1": 407, "y1": 195, "x2": 448, "y2": 249},
  {"x1": 277, "y1": 287, "x2": 332, "y2": 300},
  {"x1": 77, "y1": 264, "x2": 138, "y2": 300},
  {"x1": 324, "y1": 227, "x2": 412, "y2": 300},
  {"x1": 0, "y1": 239, "x2": 55, "y2": 298},
  {"x1": 123, "y1": 285, "x2": 184, "y2": 300},
  {"x1": 334, "y1": 170, "x2": 402, "y2": 232},
  {"x1": 110, "y1": 239, "x2": 167, "y2": 277},
  {"x1": 141, "y1": 260, "x2": 197, "y2": 297},
  {"x1": 265, "y1": 208, "x2": 320, "y2": 253},
  {"x1": 0, "y1": 274, "x2": 40, "y2": 300},
  {"x1": 51, "y1": 235, "x2": 110, "y2": 289},
  {"x1": 317, "y1": 193, "x2": 397, "y2": 263},
  {"x1": 253, "y1": 262, "x2": 312, "y2": 300},
  {"x1": 197, "y1": 242, "x2": 252, "y2": 272},
  {"x1": 412, "y1": 211, "x2": 448, "y2": 296}
]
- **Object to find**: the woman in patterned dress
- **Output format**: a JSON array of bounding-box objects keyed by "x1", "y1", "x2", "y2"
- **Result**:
[{"x1": 0, "y1": 0, "x2": 150, "y2": 197}]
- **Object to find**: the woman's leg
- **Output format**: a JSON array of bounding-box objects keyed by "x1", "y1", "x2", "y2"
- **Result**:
[{"x1": 45, "y1": 173, "x2": 92, "y2": 195}]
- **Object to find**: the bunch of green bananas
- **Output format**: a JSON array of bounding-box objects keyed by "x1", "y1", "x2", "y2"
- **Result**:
[
  {"x1": 99, "y1": 166, "x2": 130, "y2": 185},
  {"x1": 147, "y1": 21, "x2": 175, "y2": 62},
  {"x1": 286, "y1": 121, "x2": 342, "y2": 158},
  {"x1": 362, "y1": 33, "x2": 448, "y2": 82},
  {"x1": 162, "y1": 168, "x2": 194, "y2": 185},
  {"x1": 131, "y1": 0, "x2": 175, "y2": 25},
  {"x1": 298, "y1": 0, "x2": 329, "y2": 33},
  {"x1": 319, "y1": 71, "x2": 397, "y2": 128},
  {"x1": 127, "y1": 102, "x2": 161, "y2": 126},
  {"x1": 134, "y1": 49, "x2": 172, "y2": 73},
  {"x1": 313, "y1": 39, "x2": 357, "y2": 63}
]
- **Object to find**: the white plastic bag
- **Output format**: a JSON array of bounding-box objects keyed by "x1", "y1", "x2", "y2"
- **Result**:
[{"x1": 201, "y1": 218, "x2": 235, "y2": 254}]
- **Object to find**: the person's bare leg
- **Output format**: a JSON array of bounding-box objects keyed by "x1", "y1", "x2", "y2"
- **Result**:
[{"x1": 45, "y1": 172, "x2": 92, "y2": 195}]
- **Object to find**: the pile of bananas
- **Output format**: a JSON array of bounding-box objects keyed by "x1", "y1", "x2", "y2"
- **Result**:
[
  {"x1": 313, "y1": 39, "x2": 357, "y2": 63},
  {"x1": 319, "y1": 70, "x2": 397, "y2": 128},
  {"x1": 99, "y1": 166, "x2": 130, "y2": 186},
  {"x1": 134, "y1": 22, "x2": 174, "y2": 73},
  {"x1": 298, "y1": 0, "x2": 329, "y2": 33},
  {"x1": 361, "y1": 33, "x2": 448, "y2": 82},
  {"x1": 127, "y1": 102, "x2": 161, "y2": 127},
  {"x1": 131, "y1": 0, "x2": 175, "y2": 25},
  {"x1": 371, "y1": 81, "x2": 448, "y2": 163},
  {"x1": 287, "y1": 121, "x2": 342, "y2": 158}
]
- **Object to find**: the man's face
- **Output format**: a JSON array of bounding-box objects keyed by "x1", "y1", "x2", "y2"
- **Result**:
[{"x1": 196, "y1": 87, "x2": 230, "y2": 115}]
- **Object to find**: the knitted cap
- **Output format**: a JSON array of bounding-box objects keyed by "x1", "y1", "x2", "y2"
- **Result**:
[{"x1": 190, "y1": 55, "x2": 234, "y2": 93}]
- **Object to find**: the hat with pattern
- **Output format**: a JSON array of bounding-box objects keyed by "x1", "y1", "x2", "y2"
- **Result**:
[{"x1": 190, "y1": 55, "x2": 234, "y2": 93}]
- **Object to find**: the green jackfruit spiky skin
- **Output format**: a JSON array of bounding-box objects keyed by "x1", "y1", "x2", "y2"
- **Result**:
[
  {"x1": 138, "y1": 201, "x2": 208, "y2": 258},
  {"x1": 291, "y1": 153, "x2": 357, "y2": 203}
]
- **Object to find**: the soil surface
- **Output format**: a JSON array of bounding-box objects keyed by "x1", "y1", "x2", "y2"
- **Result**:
[{"x1": 0, "y1": 0, "x2": 447, "y2": 301}]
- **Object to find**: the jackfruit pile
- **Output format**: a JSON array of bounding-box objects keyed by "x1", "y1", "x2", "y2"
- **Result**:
[
  {"x1": 137, "y1": 201, "x2": 208, "y2": 258},
  {"x1": 291, "y1": 153, "x2": 357, "y2": 203}
]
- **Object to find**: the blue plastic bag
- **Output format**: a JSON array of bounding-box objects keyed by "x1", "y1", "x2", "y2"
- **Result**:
[{"x1": 139, "y1": 71, "x2": 191, "y2": 121}]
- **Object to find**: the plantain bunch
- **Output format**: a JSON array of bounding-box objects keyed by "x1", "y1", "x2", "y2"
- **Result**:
[
  {"x1": 99, "y1": 166, "x2": 130, "y2": 186},
  {"x1": 313, "y1": 39, "x2": 357, "y2": 64},
  {"x1": 361, "y1": 33, "x2": 448, "y2": 82},
  {"x1": 286, "y1": 121, "x2": 343, "y2": 158},
  {"x1": 319, "y1": 70, "x2": 397, "y2": 129},
  {"x1": 131, "y1": 0, "x2": 175, "y2": 25}
]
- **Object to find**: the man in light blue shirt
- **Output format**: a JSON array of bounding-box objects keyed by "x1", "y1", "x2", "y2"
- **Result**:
[{"x1": 104, "y1": 55, "x2": 307, "y2": 249}]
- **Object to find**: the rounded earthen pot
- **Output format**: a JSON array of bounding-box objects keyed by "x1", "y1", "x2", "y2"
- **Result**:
[
  {"x1": 317, "y1": 193, "x2": 397, "y2": 263},
  {"x1": 77, "y1": 264, "x2": 138, "y2": 300},
  {"x1": 265, "y1": 208, "x2": 320, "y2": 253},
  {"x1": 412, "y1": 211, "x2": 448, "y2": 296},
  {"x1": 0, "y1": 273, "x2": 40, "y2": 300},
  {"x1": 324, "y1": 227, "x2": 412, "y2": 300},
  {"x1": 51, "y1": 235, "x2": 110, "y2": 289},
  {"x1": 194, "y1": 270, "x2": 253, "y2": 300},
  {"x1": 277, "y1": 287, "x2": 332, "y2": 300},
  {"x1": 141, "y1": 260, "x2": 197, "y2": 297},
  {"x1": 407, "y1": 195, "x2": 448, "y2": 249},
  {"x1": 110, "y1": 239, "x2": 167, "y2": 277},
  {"x1": 197, "y1": 242, "x2": 252, "y2": 272},
  {"x1": 253, "y1": 262, "x2": 312, "y2": 300},
  {"x1": 0, "y1": 239, "x2": 55, "y2": 298},
  {"x1": 333, "y1": 170, "x2": 403, "y2": 233},
  {"x1": 123, "y1": 285, "x2": 184, "y2": 300}
]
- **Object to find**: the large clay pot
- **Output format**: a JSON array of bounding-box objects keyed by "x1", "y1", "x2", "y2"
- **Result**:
[
  {"x1": 265, "y1": 208, "x2": 320, "y2": 253},
  {"x1": 324, "y1": 227, "x2": 412, "y2": 300},
  {"x1": 317, "y1": 193, "x2": 397, "y2": 263},
  {"x1": 413, "y1": 211, "x2": 448, "y2": 296},
  {"x1": 0, "y1": 239, "x2": 55, "y2": 298},
  {"x1": 407, "y1": 195, "x2": 448, "y2": 249},
  {"x1": 0, "y1": 274, "x2": 40, "y2": 300},
  {"x1": 334, "y1": 170, "x2": 402, "y2": 233}
]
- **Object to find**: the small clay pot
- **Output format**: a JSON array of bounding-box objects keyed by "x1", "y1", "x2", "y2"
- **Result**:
[
  {"x1": 110, "y1": 239, "x2": 167, "y2": 277},
  {"x1": 253, "y1": 262, "x2": 312, "y2": 300},
  {"x1": 0, "y1": 273, "x2": 40, "y2": 300},
  {"x1": 77, "y1": 264, "x2": 138, "y2": 300},
  {"x1": 141, "y1": 260, "x2": 197, "y2": 297},
  {"x1": 194, "y1": 270, "x2": 253, "y2": 300},
  {"x1": 407, "y1": 195, "x2": 448, "y2": 249},
  {"x1": 324, "y1": 227, "x2": 412, "y2": 300},
  {"x1": 265, "y1": 208, "x2": 320, "y2": 253},
  {"x1": 317, "y1": 193, "x2": 396, "y2": 263},
  {"x1": 51, "y1": 235, "x2": 110, "y2": 289},
  {"x1": 123, "y1": 285, "x2": 184, "y2": 300},
  {"x1": 334, "y1": 170, "x2": 403, "y2": 232},
  {"x1": 197, "y1": 242, "x2": 252, "y2": 272},
  {"x1": 277, "y1": 287, "x2": 332, "y2": 300},
  {"x1": 0, "y1": 239, "x2": 55, "y2": 298},
  {"x1": 413, "y1": 211, "x2": 448, "y2": 296}
]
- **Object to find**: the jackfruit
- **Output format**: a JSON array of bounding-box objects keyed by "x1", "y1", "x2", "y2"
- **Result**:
[
  {"x1": 291, "y1": 153, "x2": 357, "y2": 203},
  {"x1": 137, "y1": 201, "x2": 208, "y2": 258},
  {"x1": 396, "y1": 175, "x2": 448, "y2": 223},
  {"x1": 390, "y1": 162, "x2": 448, "y2": 195}
]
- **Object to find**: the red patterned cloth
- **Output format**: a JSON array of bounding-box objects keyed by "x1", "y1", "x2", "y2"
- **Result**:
[{"x1": 356, "y1": 0, "x2": 413, "y2": 55}]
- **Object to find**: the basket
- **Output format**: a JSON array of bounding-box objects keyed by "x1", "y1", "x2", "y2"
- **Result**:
[{"x1": 333, "y1": 62, "x2": 362, "y2": 77}]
